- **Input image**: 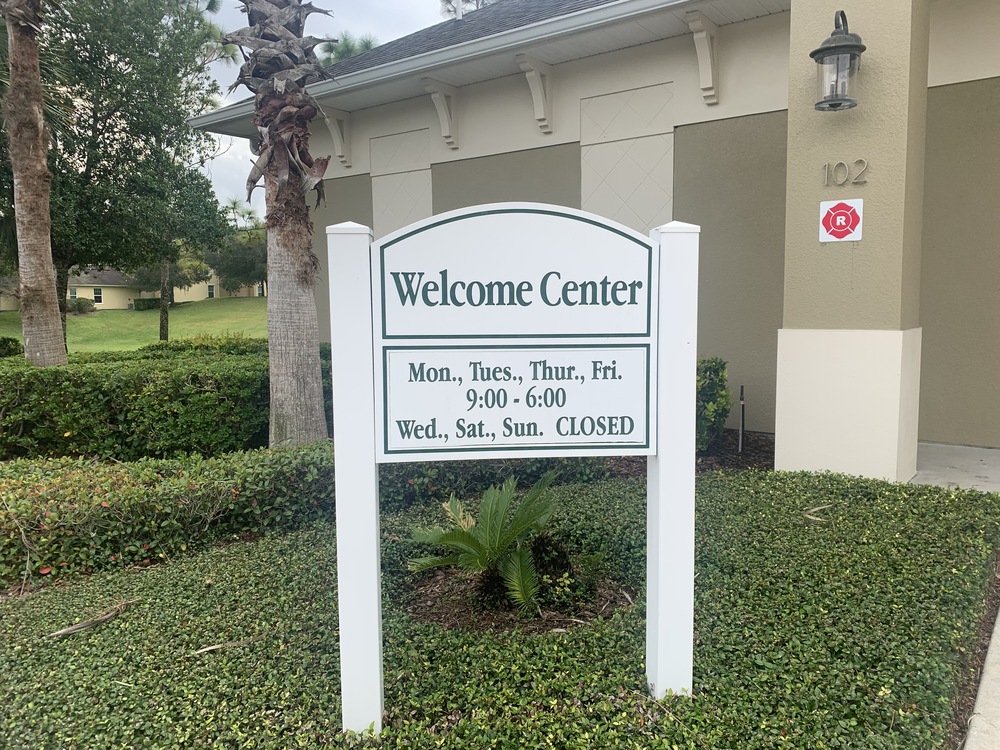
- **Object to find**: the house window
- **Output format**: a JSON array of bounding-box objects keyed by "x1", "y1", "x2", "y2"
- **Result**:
[
  {"x1": 93, "y1": 288, "x2": 103, "y2": 304},
  {"x1": 208, "y1": 284, "x2": 215, "y2": 299},
  {"x1": 69, "y1": 288, "x2": 77, "y2": 300},
  {"x1": 257, "y1": 283, "x2": 265, "y2": 297}
]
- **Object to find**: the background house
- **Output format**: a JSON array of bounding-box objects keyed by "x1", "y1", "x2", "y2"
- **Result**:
[
  {"x1": 1, "y1": 268, "x2": 266, "y2": 312},
  {"x1": 196, "y1": 0, "x2": 999, "y2": 480}
]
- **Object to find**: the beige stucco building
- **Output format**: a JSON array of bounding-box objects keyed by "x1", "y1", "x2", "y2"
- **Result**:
[{"x1": 195, "y1": 0, "x2": 1000, "y2": 481}]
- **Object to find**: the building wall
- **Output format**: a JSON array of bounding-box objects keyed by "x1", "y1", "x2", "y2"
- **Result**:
[
  {"x1": 0, "y1": 295, "x2": 17, "y2": 312},
  {"x1": 919, "y1": 75, "x2": 1000, "y2": 447},
  {"x1": 316, "y1": 12, "x2": 790, "y2": 187},
  {"x1": 305, "y1": 1, "x2": 1000, "y2": 447},
  {"x1": 71, "y1": 285, "x2": 135, "y2": 310},
  {"x1": 674, "y1": 111, "x2": 788, "y2": 433},
  {"x1": 432, "y1": 144, "x2": 581, "y2": 213},
  {"x1": 313, "y1": 173, "x2": 375, "y2": 343}
]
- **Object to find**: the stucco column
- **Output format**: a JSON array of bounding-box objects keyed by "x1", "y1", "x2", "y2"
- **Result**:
[{"x1": 775, "y1": 0, "x2": 929, "y2": 480}]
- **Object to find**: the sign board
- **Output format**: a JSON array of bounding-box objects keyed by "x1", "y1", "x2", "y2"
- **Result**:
[
  {"x1": 327, "y1": 204, "x2": 698, "y2": 735},
  {"x1": 371, "y1": 206, "x2": 658, "y2": 461},
  {"x1": 819, "y1": 198, "x2": 864, "y2": 242}
]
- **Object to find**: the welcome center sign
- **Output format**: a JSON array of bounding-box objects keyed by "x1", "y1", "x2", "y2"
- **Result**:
[
  {"x1": 373, "y1": 205, "x2": 657, "y2": 460},
  {"x1": 327, "y1": 203, "x2": 699, "y2": 735}
]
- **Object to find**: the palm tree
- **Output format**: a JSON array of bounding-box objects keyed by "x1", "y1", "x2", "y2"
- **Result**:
[
  {"x1": 224, "y1": 0, "x2": 331, "y2": 448},
  {"x1": 0, "y1": 0, "x2": 66, "y2": 366},
  {"x1": 318, "y1": 31, "x2": 377, "y2": 67}
]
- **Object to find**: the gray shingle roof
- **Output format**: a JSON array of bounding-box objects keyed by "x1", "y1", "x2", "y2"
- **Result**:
[
  {"x1": 326, "y1": 0, "x2": 620, "y2": 77},
  {"x1": 70, "y1": 267, "x2": 135, "y2": 287}
]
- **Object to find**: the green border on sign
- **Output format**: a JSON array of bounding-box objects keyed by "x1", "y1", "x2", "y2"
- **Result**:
[
  {"x1": 378, "y1": 207, "x2": 654, "y2": 340},
  {"x1": 381, "y1": 343, "x2": 652, "y2": 457}
]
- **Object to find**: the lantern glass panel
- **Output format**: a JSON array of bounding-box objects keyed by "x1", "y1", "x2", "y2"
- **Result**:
[{"x1": 815, "y1": 52, "x2": 858, "y2": 110}]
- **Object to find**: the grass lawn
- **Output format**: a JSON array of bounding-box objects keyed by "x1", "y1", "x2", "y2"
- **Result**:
[
  {"x1": 0, "y1": 296, "x2": 267, "y2": 352},
  {"x1": 2, "y1": 471, "x2": 998, "y2": 748}
]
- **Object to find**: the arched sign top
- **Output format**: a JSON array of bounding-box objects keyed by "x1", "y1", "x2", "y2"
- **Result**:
[{"x1": 374, "y1": 203, "x2": 655, "y2": 340}]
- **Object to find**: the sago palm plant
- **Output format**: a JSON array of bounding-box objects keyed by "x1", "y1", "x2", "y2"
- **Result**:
[{"x1": 408, "y1": 471, "x2": 557, "y2": 614}]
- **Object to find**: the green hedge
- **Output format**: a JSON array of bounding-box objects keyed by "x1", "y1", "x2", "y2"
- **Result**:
[
  {"x1": 132, "y1": 297, "x2": 160, "y2": 311},
  {"x1": 0, "y1": 442, "x2": 335, "y2": 585},
  {"x1": 0, "y1": 353, "x2": 269, "y2": 460},
  {"x1": 0, "y1": 336, "x2": 23, "y2": 358},
  {"x1": 0, "y1": 334, "x2": 729, "y2": 463}
]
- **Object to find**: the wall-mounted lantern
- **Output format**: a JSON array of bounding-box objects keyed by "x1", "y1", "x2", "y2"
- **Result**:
[{"x1": 810, "y1": 10, "x2": 866, "y2": 111}]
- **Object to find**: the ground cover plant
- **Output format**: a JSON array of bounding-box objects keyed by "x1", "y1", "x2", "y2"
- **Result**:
[
  {"x1": 2, "y1": 471, "x2": 998, "y2": 748},
  {"x1": 0, "y1": 296, "x2": 266, "y2": 352}
]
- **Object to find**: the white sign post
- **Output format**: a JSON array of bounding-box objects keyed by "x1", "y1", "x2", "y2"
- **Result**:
[{"x1": 327, "y1": 204, "x2": 698, "y2": 733}]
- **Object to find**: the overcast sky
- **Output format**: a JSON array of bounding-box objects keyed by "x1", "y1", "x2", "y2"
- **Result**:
[{"x1": 202, "y1": 2, "x2": 447, "y2": 216}]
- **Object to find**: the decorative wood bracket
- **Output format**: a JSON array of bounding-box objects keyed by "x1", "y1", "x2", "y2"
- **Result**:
[
  {"x1": 685, "y1": 11, "x2": 719, "y2": 105},
  {"x1": 326, "y1": 109, "x2": 352, "y2": 167},
  {"x1": 422, "y1": 78, "x2": 459, "y2": 149},
  {"x1": 516, "y1": 54, "x2": 553, "y2": 134}
]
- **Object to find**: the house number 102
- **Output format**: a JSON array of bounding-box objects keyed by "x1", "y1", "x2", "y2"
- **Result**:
[{"x1": 823, "y1": 159, "x2": 868, "y2": 186}]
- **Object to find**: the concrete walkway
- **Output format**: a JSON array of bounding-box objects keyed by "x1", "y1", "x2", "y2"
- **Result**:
[
  {"x1": 911, "y1": 442, "x2": 1000, "y2": 749},
  {"x1": 913, "y1": 442, "x2": 1000, "y2": 494}
]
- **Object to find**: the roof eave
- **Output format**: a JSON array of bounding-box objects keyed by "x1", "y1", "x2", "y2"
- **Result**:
[{"x1": 190, "y1": 0, "x2": 698, "y2": 137}]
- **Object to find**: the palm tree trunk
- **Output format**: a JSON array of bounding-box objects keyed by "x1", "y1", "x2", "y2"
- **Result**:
[
  {"x1": 265, "y1": 177, "x2": 328, "y2": 447},
  {"x1": 1, "y1": 0, "x2": 67, "y2": 366}
]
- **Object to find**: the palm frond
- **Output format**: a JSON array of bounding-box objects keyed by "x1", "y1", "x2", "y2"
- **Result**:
[
  {"x1": 501, "y1": 547, "x2": 540, "y2": 614},
  {"x1": 500, "y1": 471, "x2": 557, "y2": 550},
  {"x1": 476, "y1": 477, "x2": 516, "y2": 555},
  {"x1": 407, "y1": 554, "x2": 463, "y2": 573},
  {"x1": 410, "y1": 527, "x2": 485, "y2": 570},
  {"x1": 442, "y1": 495, "x2": 475, "y2": 531}
]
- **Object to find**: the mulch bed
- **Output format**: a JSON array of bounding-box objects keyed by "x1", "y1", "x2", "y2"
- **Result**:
[
  {"x1": 406, "y1": 568, "x2": 635, "y2": 635},
  {"x1": 606, "y1": 428, "x2": 775, "y2": 479}
]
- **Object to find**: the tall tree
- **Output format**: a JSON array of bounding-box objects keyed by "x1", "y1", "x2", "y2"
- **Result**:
[
  {"x1": 225, "y1": 0, "x2": 331, "y2": 448},
  {"x1": 1, "y1": 0, "x2": 66, "y2": 365},
  {"x1": 127, "y1": 164, "x2": 228, "y2": 340},
  {"x1": 318, "y1": 30, "x2": 377, "y2": 67},
  {"x1": 440, "y1": 0, "x2": 498, "y2": 18},
  {"x1": 204, "y1": 200, "x2": 267, "y2": 294},
  {"x1": 44, "y1": 0, "x2": 229, "y2": 339}
]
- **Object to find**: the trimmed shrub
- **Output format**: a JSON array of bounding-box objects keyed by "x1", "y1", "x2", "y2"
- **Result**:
[
  {"x1": 137, "y1": 333, "x2": 269, "y2": 357},
  {"x1": 697, "y1": 356, "x2": 731, "y2": 451},
  {"x1": 68, "y1": 297, "x2": 96, "y2": 314},
  {"x1": 132, "y1": 297, "x2": 160, "y2": 311},
  {"x1": 0, "y1": 442, "x2": 334, "y2": 585},
  {"x1": 0, "y1": 353, "x2": 269, "y2": 460},
  {"x1": 0, "y1": 336, "x2": 22, "y2": 358}
]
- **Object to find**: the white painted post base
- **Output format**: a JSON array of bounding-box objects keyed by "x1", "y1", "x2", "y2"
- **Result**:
[
  {"x1": 646, "y1": 222, "x2": 699, "y2": 699},
  {"x1": 327, "y1": 222, "x2": 384, "y2": 734}
]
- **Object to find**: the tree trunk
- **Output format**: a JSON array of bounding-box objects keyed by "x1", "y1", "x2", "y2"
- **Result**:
[
  {"x1": 55, "y1": 263, "x2": 69, "y2": 347},
  {"x1": 1, "y1": 0, "x2": 68, "y2": 366},
  {"x1": 159, "y1": 259, "x2": 170, "y2": 341},
  {"x1": 265, "y1": 177, "x2": 328, "y2": 447}
]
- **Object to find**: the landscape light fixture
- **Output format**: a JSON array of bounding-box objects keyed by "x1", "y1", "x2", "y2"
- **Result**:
[{"x1": 810, "y1": 10, "x2": 866, "y2": 111}]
